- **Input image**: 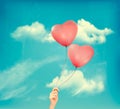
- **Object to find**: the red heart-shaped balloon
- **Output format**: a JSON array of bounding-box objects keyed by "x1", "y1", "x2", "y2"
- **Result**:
[
  {"x1": 68, "y1": 44, "x2": 94, "y2": 68},
  {"x1": 51, "y1": 20, "x2": 78, "y2": 47}
]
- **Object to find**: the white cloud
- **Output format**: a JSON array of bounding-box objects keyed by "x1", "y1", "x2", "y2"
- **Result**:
[
  {"x1": 11, "y1": 19, "x2": 113, "y2": 44},
  {"x1": 11, "y1": 22, "x2": 54, "y2": 42},
  {"x1": 42, "y1": 33, "x2": 55, "y2": 42},
  {"x1": 46, "y1": 70, "x2": 104, "y2": 96},
  {"x1": 0, "y1": 56, "x2": 59, "y2": 100},
  {"x1": 76, "y1": 19, "x2": 113, "y2": 44}
]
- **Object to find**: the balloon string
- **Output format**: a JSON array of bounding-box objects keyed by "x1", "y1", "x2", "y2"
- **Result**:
[
  {"x1": 39, "y1": 45, "x2": 68, "y2": 87},
  {"x1": 22, "y1": 39, "x2": 25, "y2": 60},
  {"x1": 55, "y1": 47, "x2": 68, "y2": 87},
  {"x1": 62, "y1": 46, "x2": 68, "y2": 70},
  {"x1": 58, "y1": 67, "x2": 77, "y2": 89}
]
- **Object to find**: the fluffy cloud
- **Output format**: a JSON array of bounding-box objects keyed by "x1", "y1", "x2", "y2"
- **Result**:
[
  {"x1": 76, "y1": 19, "x2": 113, "y2": 44},
  {"x1": 11, "y1": 19, "x2": 113, "y2": 44},
  {"x1": 11, "y1": 22, "x2": 54, "y2": 42},
  {"x1": 46, "y1": 70, "x2": 104, "y2": 96},
  {"x1": 0, "y1": 56, "x2": 59, "y2": 100}
]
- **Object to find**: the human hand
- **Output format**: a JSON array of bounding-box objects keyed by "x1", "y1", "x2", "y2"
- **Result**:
[{"x1": 49, "y1": 87, "x2": 59, "y2": 109}]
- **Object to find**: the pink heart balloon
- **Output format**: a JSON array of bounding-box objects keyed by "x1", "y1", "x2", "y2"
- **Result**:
[
  {"x1": 68, "y1": 44, "x2": 94, "y2": 68},
  {"x1": 51, "y1": 20, "x2": 78, "y2": 47}
]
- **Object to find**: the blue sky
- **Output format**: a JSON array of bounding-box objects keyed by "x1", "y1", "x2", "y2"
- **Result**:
[{"x1": 0, "y1": 0, "x2": 120, "y2": 109}]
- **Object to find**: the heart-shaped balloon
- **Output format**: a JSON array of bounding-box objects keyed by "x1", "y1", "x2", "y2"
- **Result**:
[
  {"x1": 51, "y1": 20, "x2": 78, "y2": 47},
  {"x1": 68, "y1": 44, "x2": 94, "y2": 68}
]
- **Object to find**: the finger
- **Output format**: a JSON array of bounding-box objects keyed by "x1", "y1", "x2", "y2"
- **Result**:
[
  {"x1": 51, "y1": 89, "x2": 58, "y2": 94},
  {"x1": 49, "y1": 92, "x2": 53, "y2": 98},
  {"x1": 51, "y1": 93, "x2": 58, "y2": 97},
  {"x1": 52, "y1": 87, "x2": 59, "y2": 92},
  {"x1": 50, "y1": 92, "x2": 57, "y2": 98},
  {"x1": 52, "y1": 91, "x2": 58, "y2": 95}
]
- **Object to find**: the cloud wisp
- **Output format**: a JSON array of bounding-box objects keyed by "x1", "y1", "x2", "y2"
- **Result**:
[
  {"x1": 46, "y1": 70, "x2": 104, "y2": 96},
  {"x1": 76, "y1": 19, "x2": 113, "y2": 44},
  {"x1": 0, "y1": 56, "x2": 59, "y2": 100}
]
